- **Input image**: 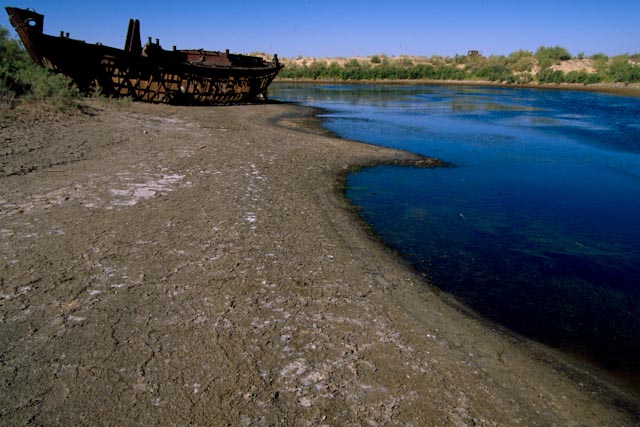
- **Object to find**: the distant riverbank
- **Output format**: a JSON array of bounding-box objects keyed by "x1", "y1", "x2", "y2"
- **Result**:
[
  {"x1": 274, "y1": 49, "x2": 640, "y2": 97},
  {"x1": 274, "y1": 77, "x2": 640, "y2": 98}
]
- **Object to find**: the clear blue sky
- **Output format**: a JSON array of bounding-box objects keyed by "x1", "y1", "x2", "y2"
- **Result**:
[{"x1": 3, "y1": 0, "x2": 639, "y2": 58}]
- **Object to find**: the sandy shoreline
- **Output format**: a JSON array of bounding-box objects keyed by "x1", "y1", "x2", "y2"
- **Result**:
[{"x1": 1, "y1": 99, "x2": 638, "y2": 425}]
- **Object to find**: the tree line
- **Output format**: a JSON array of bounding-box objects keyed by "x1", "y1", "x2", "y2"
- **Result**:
[{"x1": 278, "y1": 46, "x2": 640, "y2": 85}]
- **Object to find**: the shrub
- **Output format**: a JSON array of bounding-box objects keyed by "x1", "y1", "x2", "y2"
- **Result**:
[
  {"x1": 397, "y1": 57, "x2": 414, "y2": 67},
  {"x1": 17, "y1": 65, "x2": 79, "y2": 105},
  {"x1": 564, "y1": 70, "x2": 590, "y2": 84},
  {"x1": 0, "y1": 26, "x2": 30, "y2": 96},
  {"x1": 0, "y1": 26, "x2": 78, "y2": 107},
  {"x1": 507, "y1": 50, "x2": 534, "y2": 63},
  {"x1": 512, "y1": 56, "x2": 536, "y2": 72},
  {"x1": 590, "y1": 54, "x2": 609, "y2": 75},
  {"x1": 607, "y1": 55, "x2": 640, "y2": 83},
  {"x1": 536, "y1": 69, "x2": 565, "y2": 84},
  {"x1": 590, "y1": 53, "x2": 608, "y2": 61},
  {"x1": 474, "y1": 61, "x2": 511, "y2": 81},
  {"x1": 584, "y1": 73, "x2": 602, "y2": 84},
  {"x1": 535, "y1": 46, "x2": 572, "y2": 69},
  {"x1": 453, "y1": 54, "x2": 467, "y2": 65}
]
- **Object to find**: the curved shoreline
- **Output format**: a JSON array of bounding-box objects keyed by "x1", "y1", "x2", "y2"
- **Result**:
[
  {"x1": 277, "y1": 101, "x2": 640, "y2": 416},
  {"x1": 277, "y1": 101, "x2": 640, "y2": 413},
  {"x1": 296, "y1": 99, "x2": 640, "y2": 395},
  {"x1": 287, "y1": 91, "x2": 640, "y2": 394},
  {"x1": 275, "y1": 78, "x2": 640, "y2": 97},
  {"x1": 1, "y1": 99, "x2": 638, "y2": 425}
]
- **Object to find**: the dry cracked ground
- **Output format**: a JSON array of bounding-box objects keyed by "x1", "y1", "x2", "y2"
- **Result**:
[{"x1": 1, "y1": 99, "x2": 638, "y2": 426}]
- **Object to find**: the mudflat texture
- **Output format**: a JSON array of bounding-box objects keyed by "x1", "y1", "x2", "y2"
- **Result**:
[{"x1": 1, "y1": 100, "x2": 638, "y2": 426}]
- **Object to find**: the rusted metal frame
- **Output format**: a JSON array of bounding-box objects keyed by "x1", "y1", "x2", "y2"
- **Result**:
[
  {"x1": 113, "y1": 66, "x2": 135, "y2": 97},
  {"x1": 5, "y1": 7, "x2": 283, "y2": 105},
  {"x1": 99, "y1": 57, "x2": 277, "y2": 104}
]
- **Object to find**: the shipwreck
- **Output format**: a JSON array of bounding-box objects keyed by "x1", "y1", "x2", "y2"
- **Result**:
[{"x1": 5, "y1": 7, "x2": 283, "y2": 105}]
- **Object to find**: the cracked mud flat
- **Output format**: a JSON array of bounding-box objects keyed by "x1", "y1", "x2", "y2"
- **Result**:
[{"x1": 1, "y1": 100, "x2": 638, "y2": 426}]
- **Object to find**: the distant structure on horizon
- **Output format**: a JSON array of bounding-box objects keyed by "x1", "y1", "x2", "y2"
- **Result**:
[{"x1": 467, "y1": 50, "x2": 482, "y2": 58}]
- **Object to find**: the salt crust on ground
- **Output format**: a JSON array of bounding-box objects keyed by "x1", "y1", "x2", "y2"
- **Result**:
[{"x1": 0, "y1": 99, "x2": 638, "y2": 426}]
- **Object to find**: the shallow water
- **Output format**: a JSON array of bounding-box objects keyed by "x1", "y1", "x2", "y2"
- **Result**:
[{"x1": 271, "y1": 83, "x2": 640, "y2": 378}]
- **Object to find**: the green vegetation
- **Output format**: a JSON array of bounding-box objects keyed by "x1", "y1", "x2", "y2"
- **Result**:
[
  {"x1": 2, "y1": 21, "x2": 639, "y2": 106},
  {"x1": 1, "y1": 26, "x2": 78, "y2": 109},
  {"x1": 534, "y1": 45, "x2": 571, "y2": 68},
  {"x1": 279, "y1": 46, "x2": 640, "y2": 86},
  {"x1": 607, "y1": 54, "x2": 640, "y2": 83}
]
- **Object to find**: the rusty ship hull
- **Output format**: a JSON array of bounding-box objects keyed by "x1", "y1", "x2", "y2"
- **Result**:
[{"x1": 5, "y1": 7, "x2": 283, "y2": 105}]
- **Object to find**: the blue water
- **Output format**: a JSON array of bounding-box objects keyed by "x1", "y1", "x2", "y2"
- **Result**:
[{"x1": 270, "y1": 83, "x2": 640, "y2": 378}]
